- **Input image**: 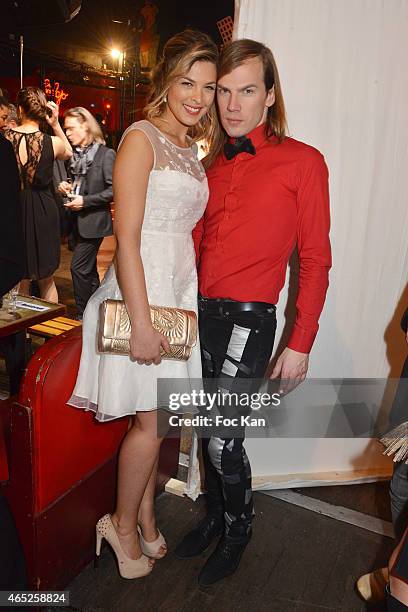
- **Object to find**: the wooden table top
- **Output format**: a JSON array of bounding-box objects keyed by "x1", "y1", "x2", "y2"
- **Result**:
[{"x1": 0, "y1": 295, "x2": 66, "y2": 338}]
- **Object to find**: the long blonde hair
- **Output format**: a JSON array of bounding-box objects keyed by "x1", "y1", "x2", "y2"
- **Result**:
[
  {"x1": 64, "y1": 106, "x2": 105, "y2": 145},
  {"x1": 144, "y1": 29, "x2": 219, "y2": 147},
  {"x1": 206, "y1": 39, "x2": 288, "y2": 168}
]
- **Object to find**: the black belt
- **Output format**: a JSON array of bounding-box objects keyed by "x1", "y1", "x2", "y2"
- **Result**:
[{"x1": 198, "y1": 295, "x2": 276, "y2": 314}]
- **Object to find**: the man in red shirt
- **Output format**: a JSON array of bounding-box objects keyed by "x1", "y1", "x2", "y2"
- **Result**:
[{"x1": 175, "y1": 39, "x2": 331, "y2": 586}]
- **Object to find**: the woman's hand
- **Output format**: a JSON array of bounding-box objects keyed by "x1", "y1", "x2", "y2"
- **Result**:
[
  {"x1": 45, "y1": 101, "x2": 59, "y2": 129},
  {"x1": 130, "y1": 325, "x2": 171, "y2": 365}
]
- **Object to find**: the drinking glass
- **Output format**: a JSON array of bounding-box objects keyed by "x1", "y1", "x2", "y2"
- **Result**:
[{"x1": 8, "y1": 284, "x2": 19, "y2": 316}]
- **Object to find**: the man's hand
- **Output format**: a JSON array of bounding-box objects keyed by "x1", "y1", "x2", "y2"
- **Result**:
[
  {"x1": 64, "y1": 196, "x2": 84, "y2": 211},
  {"x1": 58, "y1": 181, "x2": 72, "y2": 196},
  {"x1": 270, "y1": 347, "x2": 309, "y2": 394}
]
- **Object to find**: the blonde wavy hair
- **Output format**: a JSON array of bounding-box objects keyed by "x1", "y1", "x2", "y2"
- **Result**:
[
  {"x1": 144, "y1": 29, "x2": 219, "y2": 148},
  {"x1": 63, "y1": 106, "x2": 105, "y2": 145}
]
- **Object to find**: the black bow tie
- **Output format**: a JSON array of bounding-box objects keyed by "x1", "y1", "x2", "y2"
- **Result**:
[{"x1": 224, "y1": 136, "x2": 256, "y2": 160}]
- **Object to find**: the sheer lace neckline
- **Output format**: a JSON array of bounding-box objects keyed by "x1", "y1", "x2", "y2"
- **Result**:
[
  {"x1": 147, "y1": 121, "x2": 193, "y2": 150},
  {"x1": 5, "y1": 129, "x2": 45, "y2": 188}
]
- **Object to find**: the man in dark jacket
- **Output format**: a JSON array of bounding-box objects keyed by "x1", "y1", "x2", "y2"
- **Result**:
[{"x1": 58, "y1": 107, "x2": 115, "y2": 319}]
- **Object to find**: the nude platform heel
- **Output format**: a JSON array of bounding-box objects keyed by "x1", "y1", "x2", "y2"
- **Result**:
[
  {"x1": 137, "y1": 524, "x2": 167, "y2": 559},
  {"x1": 95, "y1": 514, "x2": 153, "y2": 579}
]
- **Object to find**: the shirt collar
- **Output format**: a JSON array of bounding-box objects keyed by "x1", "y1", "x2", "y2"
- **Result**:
[{"x1": 226, "y1": 122, "x2": 278, "y2": 150}]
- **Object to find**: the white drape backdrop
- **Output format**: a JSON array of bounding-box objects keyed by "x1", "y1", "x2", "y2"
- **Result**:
[{"x1": 233, "y1": 0, "x2": 408, "y2": 484}]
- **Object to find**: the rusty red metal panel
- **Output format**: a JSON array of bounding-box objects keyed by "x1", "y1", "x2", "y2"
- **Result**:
[
  {"x1": 18, "y1": 328, "x2": 128, "y2": 513},
  {"x1": 1, "y1": 327, "x2": 181, "y2": 589},
  {"x1": 34, "y1": 458, "x2": 119, "y2": 590},
  {"x1": 2, "y1": 404, "x2": 36, "y2": 584}
]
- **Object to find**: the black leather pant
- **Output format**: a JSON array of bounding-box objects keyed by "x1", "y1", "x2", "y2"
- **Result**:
[{"x1": 198, "y1": 297, "x2": 276, "y2": 539}]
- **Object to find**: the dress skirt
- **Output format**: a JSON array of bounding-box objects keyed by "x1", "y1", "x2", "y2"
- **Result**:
[{"x1": 67, "y1": 230, "x2": 203, "y2": 422}]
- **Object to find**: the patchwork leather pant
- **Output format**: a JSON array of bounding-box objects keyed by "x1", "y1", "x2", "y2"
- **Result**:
[{"x1": 198, "y1": 296, "x2": 277, "y2": 540}]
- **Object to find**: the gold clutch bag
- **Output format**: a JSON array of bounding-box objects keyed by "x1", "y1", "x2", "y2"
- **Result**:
[{"x1": 98, "y1": 299, "x2": 197, "y2": 361}]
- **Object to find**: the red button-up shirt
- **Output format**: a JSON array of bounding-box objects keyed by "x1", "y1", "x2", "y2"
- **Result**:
[{"x1": 193, "y1": 123, "x2": 331, "y2": 353}]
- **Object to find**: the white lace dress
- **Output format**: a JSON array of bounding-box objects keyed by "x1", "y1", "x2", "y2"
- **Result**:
[{"x1": 67, "y1": 120, "x2": 208, "y2": 425}]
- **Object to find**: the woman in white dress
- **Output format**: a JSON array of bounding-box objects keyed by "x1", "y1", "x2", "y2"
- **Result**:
[{"x1": 67, "y1": 30, "x2": 218, "y2": 579}]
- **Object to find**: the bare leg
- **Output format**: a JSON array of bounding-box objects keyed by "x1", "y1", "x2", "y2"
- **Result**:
[
  {"x1": 138, "y1": 455, "x2": 159, "y2": 536},
  {"x1": 18, "y1": 280, "x2": 31, "y2": 296},
  {"x1": 137, "y1": 455, "x2": 167, "y2": 556},
  {"x1": 38, "y1": 277, "x2": 58, "y2": 303},
  {"x1": 111, "y1": 410, "x2": 163, "y2": 563}
]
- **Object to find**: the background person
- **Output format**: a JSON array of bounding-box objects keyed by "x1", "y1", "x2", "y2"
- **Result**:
[
  {"x1": 6, "y1": 104, "x2": 18, "y2": 130},
  {"x1": 53, "y1": 157, "x2": 74, "y2": 248},
  {"x1": 0, "y1": 129, "x2": 25, "y2": 396},
  {"x1": 4, "y1": 87, "x2": 72, "y2": 302},
  {"x1": 0, "y1": 96, "x2": 10, "y2": 131},
  {"x1": 387, "y1": 525, "x2": 408, "y2": 609},
  {"x1": 0, "y1": 131, "x2": 23, "y2": 296},
  {"x1": 58, "y1": 107, "x2": 115, "y2": 319},
  {"x1": 357, "y1": 309, "x2": 408, "y2": 602},
  {"x1": 0, "y1": 131, "x2": 28, "y2": 591}
]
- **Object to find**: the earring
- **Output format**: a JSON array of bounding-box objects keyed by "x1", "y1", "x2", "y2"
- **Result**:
[{"x1": 163, "y1": 95, "x2": 167, "y2": 103}]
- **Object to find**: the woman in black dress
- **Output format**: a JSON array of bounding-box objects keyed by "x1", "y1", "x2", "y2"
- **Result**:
[{"x1": 4, "y1": 87, "x2": 72, "y2": 302}]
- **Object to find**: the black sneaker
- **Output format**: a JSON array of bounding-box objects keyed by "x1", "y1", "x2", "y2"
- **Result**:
[
  {"x1": 198, "y1": 532, "x2": 251, "y2": 586},
  {"x1": 174, "y1": 515, "x2": 224, "y2": 559}
]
